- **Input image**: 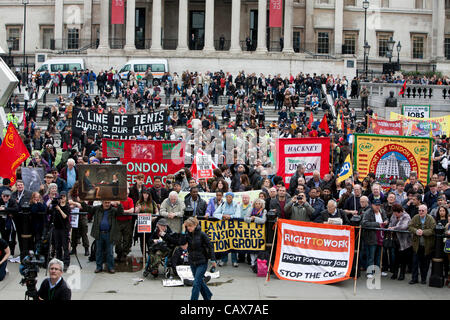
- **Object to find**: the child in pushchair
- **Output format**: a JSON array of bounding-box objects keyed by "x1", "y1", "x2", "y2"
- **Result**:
[{"x1": 143, "y1": 218, "x2": 180, "y2": 279}]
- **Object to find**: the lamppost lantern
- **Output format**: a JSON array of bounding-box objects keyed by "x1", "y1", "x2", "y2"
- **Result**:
[
  {"x1": 22, "y1": 0, "x2": 29, "y2": 4},
  {"x1": 363, "y1": 0, "x2": 370, "y2": 9},
  {"x1": 6, "y1": 38, "x2": 14, "y2": 51},
  {"x1": 364, "y1": 41, "x2": 371, "y2": 56},
  {"x1": 396, "y1": 41, "x2": 401, "y2": 53},
  {"x1": 387, "y1": 37, "x2": 395, "y2": 54}
]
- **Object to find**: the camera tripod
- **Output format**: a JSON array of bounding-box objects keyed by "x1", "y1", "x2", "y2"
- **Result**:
[{"x1": 23, "y1": 278, "x2": 38, "y2": 300}]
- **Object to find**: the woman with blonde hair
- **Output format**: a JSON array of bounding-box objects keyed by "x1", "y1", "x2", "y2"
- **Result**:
[{"x1": 184, "y1": 217, "x2": 216, "y2": 300}]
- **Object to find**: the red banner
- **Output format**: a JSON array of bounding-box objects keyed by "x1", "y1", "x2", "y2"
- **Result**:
[
  {"x1": 111, "y1": 0, "x2": 125, "y2": 25},
  {"x1": 102, "y1": 139, "x2": 185, "y2": 187},
  {"x1": 367, "y1": 118, "x2": 403, "y2": 135},
  {"x1": 0, "y1": 123, "x2": 30, "y2": 184},
  {"x1": 269, "y1": 0, "x2": 283, "y2": 28},
  {"x1": 276, "y1": 138, "x2": 330, "y2": 188}
]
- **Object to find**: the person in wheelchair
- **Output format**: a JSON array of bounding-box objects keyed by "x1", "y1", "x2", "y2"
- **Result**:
[{"x1": 143, "y1": 218, "x2": 180, "y2": 279}]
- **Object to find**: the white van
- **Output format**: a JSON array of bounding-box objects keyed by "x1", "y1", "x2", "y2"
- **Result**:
[
  {"x1": 118, "y1": 59, "x2": 169, "y2": 86},
  {"x1": 35, "y1": 58, "x2": 85, "y2": 77}
]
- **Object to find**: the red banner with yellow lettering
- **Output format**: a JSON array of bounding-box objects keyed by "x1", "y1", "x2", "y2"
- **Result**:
[{"x1": 0, "y1": 123, "x2": 30, "y2": 184}]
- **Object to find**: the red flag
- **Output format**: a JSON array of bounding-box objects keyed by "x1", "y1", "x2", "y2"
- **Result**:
[
  {"x1": 399, "y1": 81, "x2": 406, "y2": 95},
  {"x1": 111, "y1": 0, "x2": 125, "y2": 25},
  {"x1": 269, "y1": 0, "x2": 283, "y2": 28},
  {"x1": 0, "y1": 123, "x2": 30, "y2": 184},
  {"x1": 318, "y1": 113, "x2": 330, "y2": 134},
  {"x1": 307, "y1": 111, "x2": 313, "y2": 130}
]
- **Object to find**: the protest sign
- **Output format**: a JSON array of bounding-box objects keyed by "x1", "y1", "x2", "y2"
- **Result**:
[
  {"x1": 273, "y1": 220, "x2": 354, "y2": 284},
  {"x1": 401, "y1": 105, "x2": 431, "y2": 118},
  {"x1": 199, "y1": 219, "x2": 266, "y2": 253},
  {"x1": 77, "y1": 164, "x2": 128, "y2": 201},
  {"x1": 353, "y1": 134, "x2": 432, "y2": 189},
  {"x1": 21, "y1": 167, "x2": 45, "y2": 192},
  {"x1": 276, "y1": 137, "x2": 330, "y2": 186},
  {"x1": 70, "y1": 208, "x2": 79, "y2": 228},
  {"x1": 190, "y1": 149, "x2": 217, "y2": 180},
  {"x1": 72, "y1": 107, "x2": 166, "y2": 140},
  {"x1": 137, "y1": 214, "x2": 152, "y2": 233},
  {"x1": 390, "y1": 112, "x2": 450, "y2": 137},
  {"x1": 178, "y1": 190, "x2": 261, "y2": 206},
  {"x1": 102, "y1": 139, "x2": 185, "y2": 187},
  {"x1": 367, "y1": 118, "x2": 403, "y2": 135},
  {"x1": 162, "y1": 266, "x2": 220, "y2": 287}
]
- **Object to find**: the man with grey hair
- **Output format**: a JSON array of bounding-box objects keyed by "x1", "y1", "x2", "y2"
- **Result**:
[
  {"x1": 160, "y1": 191, "x2": 185, "y2": 233},
  {"x1": 318, "y1": 200, "x2": 350, "y2": 225},
  {"x1": 59, "y1": 158, "x2": 78, "y2": 191},
  {"x1": 37, "y1": 258, "x2": 71, "y2": 300}
]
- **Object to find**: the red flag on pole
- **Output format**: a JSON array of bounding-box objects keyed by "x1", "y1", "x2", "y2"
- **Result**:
[
  {"x1": 399, "y1": 80, "x2": 407, "y2": 95},
  {"x1": 269, "y1": 0, "x2": 283, "y2": 28},
  {"x1": 318, "y1": 113, "x2": 330, "y2": 134},
  {"x1": 111, "y1": 0, "x2": 125, "y2": 25},
  {"x1": 0, "y1": 123, "x2": 30, "y2": 184},
  {"x1": 307, "y1": 111, "x2": 313, "y2": 130}
]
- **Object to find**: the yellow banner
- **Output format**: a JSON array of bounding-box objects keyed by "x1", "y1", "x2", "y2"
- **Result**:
[
  {"x1": 354, "y1": 134, "x2": 432, "y2": 189},
  {"x1": 199, "y1": 219, "x2": 266, "y2": 253},
  {"x1": 390, "y1": 112, "x2": 450, "y2": 137}
]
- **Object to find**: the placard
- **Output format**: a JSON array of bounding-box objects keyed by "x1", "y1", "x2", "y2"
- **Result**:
[{"x1": 137, "y1": 214, "x2": 152, "y2": 233}]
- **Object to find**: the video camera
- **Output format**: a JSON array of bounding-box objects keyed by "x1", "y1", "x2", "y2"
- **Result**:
[{"x1": 19, "y1": 250, "x2": 45, "y2": 300}]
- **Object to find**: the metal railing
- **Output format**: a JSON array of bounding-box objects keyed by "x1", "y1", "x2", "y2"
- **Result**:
[
  {"x1": 162, "y1": 38, "x2": 177, "y2": 50},
  {"x1": 136, "y1": 38, "x2": 152, "y2": 49},
  {"x1": 214, "y1": 39, "x2": 231, "y2": 51},
  {"x1": 109, "y1": 38, "x2": 125, "y2": 49},
  {"x1": 52, "y1": 38, "x2": 98, "y2": 53}
]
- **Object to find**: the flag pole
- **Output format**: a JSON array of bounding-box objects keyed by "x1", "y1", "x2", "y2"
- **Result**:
[
  {"x1": 266, "y1": 218, "x2": 279, "y2": 283},
  {"x1": 353, "y1": 225, "x2": 362, "y2": 295}
]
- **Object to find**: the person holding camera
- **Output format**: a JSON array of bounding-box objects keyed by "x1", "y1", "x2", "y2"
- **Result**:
[
  {"x1": 284, "y1": 192, "x2": 314, "y2": 222},
  {"x1": 0, "y1": 190, "x2": 19, "y2": 256},
  {"x1": 51, "y1": 191, "x2": 71, "y2": 271},
  {"x1": 37, "y1": 258, "x2": 71, "y2": 300},
  {"x1": 11, "y1": 180, "x2": 34, "y2": 261}
]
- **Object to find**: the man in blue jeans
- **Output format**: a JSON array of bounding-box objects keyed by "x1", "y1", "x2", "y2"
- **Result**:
[
  {"x1": 82, "y1": 200, "x2": 124, "y2": 274},
  {"x1": 0, "y1": 238, "x2": 10, "y2": 281}
]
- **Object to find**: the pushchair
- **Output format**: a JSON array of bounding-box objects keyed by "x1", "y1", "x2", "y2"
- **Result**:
[{"x1": 142, "y1": 239, "x2": 177, "y2": 279}]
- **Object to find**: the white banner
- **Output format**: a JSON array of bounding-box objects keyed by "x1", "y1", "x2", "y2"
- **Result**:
[
  {"x1": 274, "y1": 220, "x2": 355, "y2": 284},
  {"x1": 178, "y1": 190, "x2": 262, "y2": 206},
  {"x1": 284, "y1": 156, "x2": 321, "y2": 175},
  {"x1": 402, "y1": 105, "x2": 431, "y2": 118}
]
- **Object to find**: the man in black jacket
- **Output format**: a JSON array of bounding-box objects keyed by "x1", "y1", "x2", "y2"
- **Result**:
[
  {"x1": 0, "y1": 190, "x2": 19, "y2": 256},
  {"x1": 38, "y1": 258, "x2": 71, "y2": 300},
  {"x1": 184, "y1": 188, "x2": 207, "y2": 217},
  {"x1": 150, "y1": 176, "x2": 169, "y2": 208}
]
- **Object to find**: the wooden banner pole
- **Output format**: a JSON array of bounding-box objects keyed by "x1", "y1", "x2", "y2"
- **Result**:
[
  {"x1": 266, "y1": 218, "x2": 279, "y2": 283},
  {"x1": 353, "y1": 225, "x2": 362, "y2": 296}
]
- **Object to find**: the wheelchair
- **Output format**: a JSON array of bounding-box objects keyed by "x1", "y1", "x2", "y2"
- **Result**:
[{"x1": 142, "y1": 240, "x2": 176, "y2": 279}]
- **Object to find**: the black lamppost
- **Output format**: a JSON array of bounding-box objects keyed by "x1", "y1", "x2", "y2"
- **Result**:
[
  {"x1": 362, "y1": 0, "x2": 369, "y2": 80},
  {"x1": 396, "y1": 41, "x2": 402, "y2": 71},
  {"x1": 6, "y1": 38, "x2": 14, "y2": 68},
  {"x1": 22, "y1": 0, "x2": 29, "y2": 85},
  {"x1": 385, "y1": 36, "x2": 396, "y2": 75},
  {"x1": 364, "y1": 41, "x2": 371, "y2": 79}
]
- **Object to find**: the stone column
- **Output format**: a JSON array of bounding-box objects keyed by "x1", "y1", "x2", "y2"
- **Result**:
[
  {"x1": 124, "y1": 0, "x2": 136, "y2": 50},
  {"x1": 282, "y1": 0, "x2": 293, "y2": 53},
  {"x1": 177, "y1": 0, "x2": 188, "y2": 51},
  {"x1": 432, "y1": 0, "x2": 445, "y2": 60},
  {"x1": 203, "y1": 0, "x2": 215, "y2": 52},
  {"x1": 83, "y1": 0, "x2": 92, "y2": 42},
  {"x1": 97, "y1": 0, "x2": 110, "y2": 50},
  {"x1": 256, "y1": 0, "x2": 267, "y2": 53},
  {"x1": 229, "y1": 0, "x2": 241, "y2": 53},
  {"x1": 54, "y1": 0, "x2": 64, "y2": 50},
  {"x1": 334, "y1": 0, "x2": 343, "y2": 55},
  {"x1": 151, "y1": 0, "x2": 162, "y2": 51},
  {"x1": 305, "y1": 0, "x2": 314, "y2": 52}
]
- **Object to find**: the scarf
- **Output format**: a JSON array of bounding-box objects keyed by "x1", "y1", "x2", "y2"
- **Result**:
[{"x1": 251, "y1": 207, "x2": 263, "y2": 218}]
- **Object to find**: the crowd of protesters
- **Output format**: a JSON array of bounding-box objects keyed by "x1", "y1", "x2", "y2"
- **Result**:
[{"x1": 0, "y1": 66, "x2": 449, "y2": 294}]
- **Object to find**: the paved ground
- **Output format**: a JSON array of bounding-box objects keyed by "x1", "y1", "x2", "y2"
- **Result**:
[{"x1": 0, "y1": 230, "x2": 448, "y2": 300}]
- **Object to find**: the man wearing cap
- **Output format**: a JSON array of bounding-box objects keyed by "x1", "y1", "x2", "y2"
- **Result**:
[
  {"x1": 51, "y1": 168, "x2": 68, "y2": 194},
  {"x1": 361, "y1": 198, "x2": 389, "y2": 278},
  {"x1": 0, "y1": 190, "x2": 19, "y2": 256},
  {"x1": 40, "y1": 173, "x2": 55, "y2": 197},
  {"x1": 430, "y1": 195, "x2": 448, "y2": 219},
  {"x1": 160, "y1": 191, "x2": 185, "y2": 233}
]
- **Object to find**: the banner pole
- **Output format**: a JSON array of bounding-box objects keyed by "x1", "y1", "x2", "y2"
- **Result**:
[
  {"x1": 143, "y1": 232, "x2": 146, "y2": 271},
  {"x1": 353, "y1": 225, "x2": 362, "y2": 296},
  {"x1": 266, "y1": 218, "x2": 278, "y2": 283}
]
